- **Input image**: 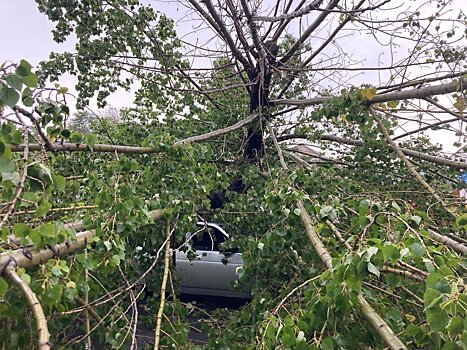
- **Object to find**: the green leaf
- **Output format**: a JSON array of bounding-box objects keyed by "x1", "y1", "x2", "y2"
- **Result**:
[
  {"x1": 447, "y1": 316, "x2": 463, "y2": 336},
  {"x1": 236, "y1": 266, "x2": 244, "y2": 279},
  {"x1": 84, "y1": 133, "x2": 98, "y2": 150},
  {"x1": 45, "y1": 284, "x2": 63, "y2": 304},
  {"x1": 361, "y1": 87, "x2": 377, "y2": 100},
  {"x1": 18, "y1": 270, "x2": 31, "y2": 285},
  {"x1": 39, "y1": 223, "x2": 56, "y2": 238},
  {"x1": 455, "y1": 213, "x2": 467, "y2": 229},
  {"x1": 293, "y1": 208, "x2": 301, "y2": 216},
  {"x1": 2, "y1": 171, "x2": 20, "y2": 186},
  {"x1": 411, "y1": 215, "x2": 422, "y2": 226},
  {"x1": 424, "y1": 288, "x2": 443, "y2": 309},
  {"x1": 405, "y1": 323, "x2": 425, "y2": 337},
  {"x1": 22, "y1": 74, "x2": 38, "y2": 88},
  {"x1": 15, "y1": 59, "x2": 33, "y2": 77},
  {"x1": 0, "y1": 158, "x2": 14, "y2": 173},
  {"x1": 22, "y1": 87, "x2": 33, "y2": 107},
  {"x1": 387, "y1": 100, "x2": 400, "y2": 108},
  {"x1": 13, "y1": 223, "x2": 29, "y2": 237},
  {"x1": 441, "y1": 342, "x2": 462, "y2": 350},
  {"x1": 391, "y1": 202, "x2": 401, "y2": 212},
  {"x1": 52, "y1": 175, "x2": 66, "y2": 191},
  {"x1": 64, "y1": 286, "x2": 78, "y2": 300},
  {"x1": 382, "y1": 245, "x2": 400, "y2": 262},
  {"x1": 0, "y1": 87, "x2": 20, "y2": 107},
  {"x1": 453, "y1": 96, "x2": 466, "y2": 112},
  {"x1": 38, "y1": 163, "x2": 53, "y2": 182},
  {"x1": 29, "y1": 229, "x2": 42, "y2": 247},
  {"x1": 36, "y1": 201, "x2": 52, "y2": 217},
  {"x1": 0, "y1": 277, "x2": 8, "y2": 297},
  {"x1": 410, "y1": 243, "x2": 426, "y2": 257},
  {"x1": 60, "y1": 129, "x2": 71, "y2": 139},
  {"x1": 367, "y1": 262, "x2": 380, "y2": 278},
  {"x1": 426, "y1": 307, "x2": 449, "y2": 332},
  {"x1": 58, "y1": 87, "x2": 69, "y2": 94},
  {"x1": 5, "y1": 73, "x2": 23, "y2": 90},
  {"x1": 51, "y1": 266, "x2": 62, "y2": 276},
  {"x1": 0, "y1": 227, "x2": 9, "y2": 241},
  {"x1": 321, "y1": 337, "x2": 334, "y2": 350}
]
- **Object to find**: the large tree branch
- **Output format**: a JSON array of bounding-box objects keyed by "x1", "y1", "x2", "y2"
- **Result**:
[
  {"x1": 7, "y1": 79, "x2": 464, "y2": 158},
  {"x1": 0, "y1": 209, "x2": 165, "y2": 269},
  {"x1": 10, "y1": 143, "x2": 157, "y2": 154},
  {"x1": 428, "y1": 230, "x2": 467, "y2": 255},
  {"x1": 153, "y1": 223, "x2": 171, "y2": 350},
  {"x1": 3, "y1": 263, "x2": 51, "y2": 350},
  {"x1": 267, "y1": 125, "x2": 406, "y2": 349},
  {"x1": 277, "y1": 133, "x2": 467, "y2": 169},
  {"x1": 8, "y1": 125, "x2": 466, "y2": 169},
  {"x1": 175, "y1": 112, "x2": 259, "y2": 145},
  {"x1": 273, "y1": 77, "x2": 467, "y2": 106}
]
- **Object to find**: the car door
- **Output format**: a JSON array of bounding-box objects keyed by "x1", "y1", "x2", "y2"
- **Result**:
[{"x1": 175, "y1": 224, "x2": 247, "y2": 297}]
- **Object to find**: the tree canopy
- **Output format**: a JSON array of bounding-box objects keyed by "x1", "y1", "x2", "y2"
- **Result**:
[{"x1": 0, "y1": 0, "x2": 466, "y2": 349}]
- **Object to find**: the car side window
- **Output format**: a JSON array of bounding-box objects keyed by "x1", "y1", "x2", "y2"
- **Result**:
[{"x1": 191, "y1": 227, "x2": 226, "y2": 251}]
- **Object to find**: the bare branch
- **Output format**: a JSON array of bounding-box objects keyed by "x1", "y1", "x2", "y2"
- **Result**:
[
  {"x1": 278, "y1": 133, "x2": 467, "y2": 169},
  {"x1": 3, "y1": 263, "x2": 51, "y2": 350},
  {"x1": 253, "y1": 0, "x2": 324, "y2": 22},
  {"x1": 428, "y1": 230, "x2": 467, "y2": 255},
  {"x1": 279, "y1": 0, "x2": 341, "y2": 65},
  {"x1": 274, "y1": 77, "x2": 467, "y2": 106},
  {"x1": 198, "y1": 0, "x2": 252, "y2": 71},
  {"x1": 175, "y1": 112, "x2": 259, "y2": 145},
  {"x1": 13, "y1": 106, "x2": 56, "y2": 152},
  {"x1": 277, "y1": 0, "x2": 366, "y2": 99},
  {"x1": 153, "y1": 222, "x2": 171, "y2": 350},
  {"x1": 272, "y1": 0, "x2": 307, "y2": 42}
]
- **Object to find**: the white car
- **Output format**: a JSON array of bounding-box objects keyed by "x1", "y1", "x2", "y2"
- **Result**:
[{"x1": 174, "y1": 222, "x2": 251, "y2": 299}]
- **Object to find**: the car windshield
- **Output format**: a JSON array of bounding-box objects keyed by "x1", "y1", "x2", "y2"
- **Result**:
[{"x1": 191, "y1": 227, "x2": 226, "y2": 251}]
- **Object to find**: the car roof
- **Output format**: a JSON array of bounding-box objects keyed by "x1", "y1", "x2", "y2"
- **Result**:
[{"x1": 195, "y1": 222, "x2": 229, "y2": 237}]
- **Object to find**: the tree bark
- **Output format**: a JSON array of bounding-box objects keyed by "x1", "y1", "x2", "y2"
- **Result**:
[{"x1": 4, "y1": 263, "x2": 51, "y2": 350}]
